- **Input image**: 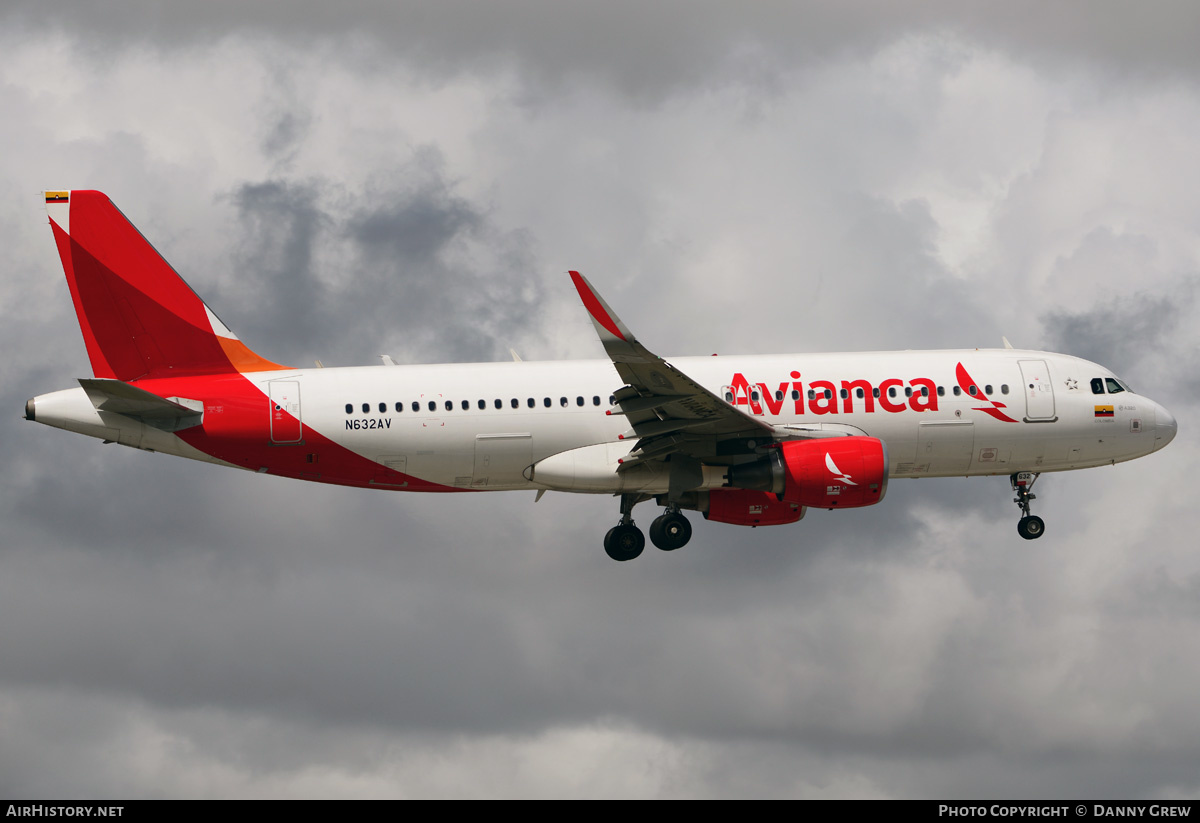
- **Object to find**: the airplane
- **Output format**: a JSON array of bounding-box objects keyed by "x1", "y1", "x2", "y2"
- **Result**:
[{"x1": 26, "y1": 190, "x2": 1178, "y2": 561}]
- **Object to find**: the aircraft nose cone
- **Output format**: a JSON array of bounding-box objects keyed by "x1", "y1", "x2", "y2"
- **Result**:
[{"x1": 1155, "y1": 404, "x2": 1177, "y2": 451}]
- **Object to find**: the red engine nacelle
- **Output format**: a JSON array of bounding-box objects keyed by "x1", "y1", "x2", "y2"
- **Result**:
[
  {"x1": 777, "y1": 436, "x2": 888, "y2": 509},
  {"x1": 704, "y1": 489, "x2": 804, "y2": 527}
]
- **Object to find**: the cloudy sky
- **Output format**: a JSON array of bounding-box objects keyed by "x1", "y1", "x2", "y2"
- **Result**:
[{"x1": 2, "y1": 1, "x2": 1198, "y2": 799}]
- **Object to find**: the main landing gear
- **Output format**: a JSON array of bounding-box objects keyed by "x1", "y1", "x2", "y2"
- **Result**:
[
  {"x1": 603, "y1": 494, "x2": 693, "y2": 561},
  {"x1": 1011, "y1": 472, "x2": 1045, "y2": 540},
  {"x1": 649, "y1": 508, "x2": 692, "y2": 552},
  {"x1": 603, "y1": 493, "x2": 646, "y2": 561},
  {"x1": 603, "y1": 523, "x2": 645, "y2": 561}
]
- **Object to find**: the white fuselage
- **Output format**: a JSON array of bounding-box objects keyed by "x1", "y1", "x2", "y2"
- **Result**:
[{"x1": 32, "y1": 348, "x2": 1176, "y2": 495}]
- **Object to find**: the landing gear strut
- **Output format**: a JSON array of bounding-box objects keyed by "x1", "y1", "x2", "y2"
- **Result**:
[
  {"x1": 603, "y1": 493, "x2": 646, "y2": 561},
  {"x1": 649, "y1": 508, "x2": 692, "y2": 552},
  {"x1": 1011, "y1": 472, "x2": 1045, "y2": 540}
]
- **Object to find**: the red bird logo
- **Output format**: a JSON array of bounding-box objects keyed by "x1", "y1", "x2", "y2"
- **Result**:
[{"x1": 956, "y1": 362, "x2": 1018, "y2": 423}]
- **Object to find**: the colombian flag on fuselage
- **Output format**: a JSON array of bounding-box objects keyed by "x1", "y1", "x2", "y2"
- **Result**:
[{"x1": 1095, "y1": 405, "x2": 1115, "y2": 418}]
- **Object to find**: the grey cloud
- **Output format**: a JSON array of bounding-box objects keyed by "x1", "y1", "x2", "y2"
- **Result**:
[
  {"x1": 222, "y1": 179, "x2": 331, "y2": 361},
  {"x1": 1042, "y1": 279, "x2": 1198, "y2": 403},
  {"x1": 8, "y1": 2, "x2": 1200, "y2": 101},
  {"x1": 1044, "y1": 292, "x2": 1179, "y2": 374},
  {"x1": 801, "y1": 195, "x2": 1000, "y2": 350},
  {"x1": 212, "y1": 154, "x2": 543, "y2": 367},
  {"x1": 261, "y1": 110, "x2": 311, "y2": 165}
]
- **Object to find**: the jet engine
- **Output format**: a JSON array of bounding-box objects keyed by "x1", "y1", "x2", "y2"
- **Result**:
[{"x1": 726, "y1": 436, "x2": 888, "y2": 510}]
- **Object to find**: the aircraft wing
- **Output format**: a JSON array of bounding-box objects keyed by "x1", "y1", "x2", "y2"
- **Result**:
[{"x1": 569, "y1": 271, "x2": 776, "y2": 471}]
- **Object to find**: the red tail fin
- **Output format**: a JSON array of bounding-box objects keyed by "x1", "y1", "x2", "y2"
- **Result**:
[{"x1": 45, "y1": 190, "x2": 288, "y2": 381}]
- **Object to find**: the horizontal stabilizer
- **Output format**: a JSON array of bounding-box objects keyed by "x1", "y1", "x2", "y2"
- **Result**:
[{"x1": 78, "y1": 378, "x2": 204, "y2": 432}]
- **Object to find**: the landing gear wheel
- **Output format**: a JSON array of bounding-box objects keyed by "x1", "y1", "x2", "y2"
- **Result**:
[
  {"x1": 649, "y1": 512, "x2": 692, "y2": 551},
  {"x1": 604, "y1": 524, "x2": 646, "y2": 561},
  {"x1": 1017, "y1": 515, "x2": 1045, "y2": 540},
  {"x1": 1010, "y1": 472, "x2": 1044, "y2": 541}
]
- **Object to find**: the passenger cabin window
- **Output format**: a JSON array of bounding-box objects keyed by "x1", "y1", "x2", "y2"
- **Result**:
[
  {"x1": 462, "y1": 400, "x2": 470, "y2": 410},
  {"x1": 362, "y1": 403, "x2": 370, "y2": 413},
  {"x1": 904, "y1": 387, "x2": 912, "y2": 398},
  {"x1": 856, "y1": 388, "x2": 864, "y2": 399},
  {"x1": 872, "y1": 388, "x2": 880, "y2": 398},
  {"x1": 594, "y1": 396, "x2": 601, "y2": 406},
  {"x1": 478, "y1": 399, "x2": 486, "y2": 410},
  {"x1": 968, "y1": 386, "x2": 978, "y2": 396},
  {"x1": 792, "y1": 390, "x2": 800, "y2": 400},
  {"x1": 1001, "y1": 385, "x2": 1009, "y2": 395},
  {"x1": 1106, "y1": 378, "x2": 1125, "y2": 394},
  {"x1": 395, "y1": 402, "x2": 404, "y2": 413},
  {"x1": 840, "y1": 389, "x2": 848, "y2": 399},
  {"x1": 808, "y1": 390, "x2": 815, "y2": 400},
  {"x1": 428, "y1": 401, "x2": 436, "y2": 412},
  {"x1": 725, "y1": 391, "x2": 733, "y2": 402},
  {"x1": 888, "y1": 387, "x2": 897, "y2": 398},
  {"x1": 379, "y1": 402, "x2": 387, "y2": 413},
  {"x1": 577, "y1": 396, "x2": 584, "y2": 406},
  {"x1": 412, "y1": 401, "x2": 419, "y2": 412},
  {"x1": 445, "y1": 400, "x2": 453, "y2": 411},
  {"x1": 511, "y1": 398, "x2": 519, "y2": 408},
  {"x1": 776, "y1": 390, "x2": 784, "y2": 401},
  {"x1": 345, "y1": 404, "x2": 353, "y2": 414},
  {"x1": 937, "y1": 386, "x2": 944, "y2": 396},
  {"x1": 560, "y1": 397, "x2": 568, "y2": 407},
  {"x1": 751, "y1": 390, "x2": 760, "y2": 402},
  {"x1": 495, "y1": 399, "x2": 503, "y2": 409},
  {"x1": 544, "y1": 397, "x2": 551, "y2": 408},
  {"x1": 527, "y1": 398, "x2": 535, "y2": 408},
  {"x1": 953, "y1": 386, "x2": 961, "y2": 396},
  {"x1": 985, "y1": 385, "x2": 993, "y2": 395}
]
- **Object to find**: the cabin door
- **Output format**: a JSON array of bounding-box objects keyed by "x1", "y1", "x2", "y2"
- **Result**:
[{"x1": 1018, "y1": 360, "x2": 1056, "y2": 421}]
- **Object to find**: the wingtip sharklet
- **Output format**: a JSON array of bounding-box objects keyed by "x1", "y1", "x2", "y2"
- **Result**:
[{"x1": 569, "y1": 270, "x2": 632, "y2": 343}]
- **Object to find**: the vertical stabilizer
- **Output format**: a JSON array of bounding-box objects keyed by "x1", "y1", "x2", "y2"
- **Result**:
[{"x1": 45, "y1": 190, "x2": 288, "y2": 381}]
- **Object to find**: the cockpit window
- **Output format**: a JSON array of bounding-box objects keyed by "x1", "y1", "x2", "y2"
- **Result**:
[
  {"x1": 1090, "y1": 378, "x2": 1105, "y2": 395},
  {"x1": 1105, "y1": 378, "x2": 1126, "y2": 394}
]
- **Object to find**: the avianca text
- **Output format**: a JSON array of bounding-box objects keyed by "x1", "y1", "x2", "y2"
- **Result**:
[
  {"x1": 727, "y1": 362, "x2": 1018, "y2": 423},
  {"x1": 729, "y1": 371, "x2": 939, "y2": 416}
]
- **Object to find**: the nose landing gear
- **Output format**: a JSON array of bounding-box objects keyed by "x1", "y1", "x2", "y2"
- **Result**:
[{"x1": 1011, "y1": 472, "x2": 1045, "y2": 540}]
